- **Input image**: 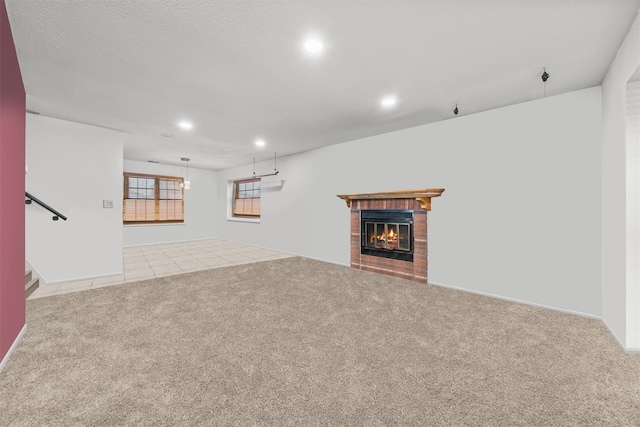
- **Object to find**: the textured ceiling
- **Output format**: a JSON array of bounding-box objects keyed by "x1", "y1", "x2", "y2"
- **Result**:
[{"x1": 6, "y1": 0, "x2": 640, "y2": 170}]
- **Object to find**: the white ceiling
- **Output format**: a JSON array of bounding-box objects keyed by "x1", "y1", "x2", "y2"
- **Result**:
[{"x1": 6, "y1": 0, "x2": 640, "y2": 171}]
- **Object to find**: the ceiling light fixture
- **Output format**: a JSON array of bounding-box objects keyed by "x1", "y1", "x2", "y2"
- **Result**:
[
  {"x1": 255, "y1": 139, "x2": 266, "y2": 147},
  {"x1": 304, "y1": 38, "x2": 324, "y2": 54},
  {"x1": 381, "y1": 97, "x2": 397, "y2": 108},
  {"x1": 178, "y1": 121, "x2": 193, "y2": 130},
  {"x1": 454, "y1": 104, "x2": 459, "y2": 115},
  {"x1": 180, "y1": 157, "x2": 191, "y2": 190}
]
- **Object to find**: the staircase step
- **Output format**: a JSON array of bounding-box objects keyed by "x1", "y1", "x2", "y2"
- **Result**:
[
  {"x1": 25, "y1": 277, "x2": 39, "y2": 299},
  {"x1": 25, "y1": 269, "x2": 32, "y2": 284}
]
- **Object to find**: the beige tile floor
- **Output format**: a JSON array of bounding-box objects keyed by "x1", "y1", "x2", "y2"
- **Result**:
[{"x1": 28, "y1": 239, "x2": 294, "y2": 300}]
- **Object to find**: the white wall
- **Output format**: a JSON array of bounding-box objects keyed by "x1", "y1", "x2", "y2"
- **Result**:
[
  {"x1": 123, "y1": 160, "x2": 217, "y2": 246},
  {"x1": 217, "y1": 87, "x2": 602, "y2": 317},
  {"x1": 601, "y1": 11, "x2": 640, "y2": 351},
  {"x1": 26, "y1": 115, "x2": 124, "y2": 284}
]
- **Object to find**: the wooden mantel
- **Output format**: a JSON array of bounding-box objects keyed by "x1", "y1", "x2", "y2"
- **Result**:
[{"x1": 337, "y1": 188, "x2": 445, "y2": 211}]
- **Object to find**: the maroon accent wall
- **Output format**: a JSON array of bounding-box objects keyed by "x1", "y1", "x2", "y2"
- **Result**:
[{"x1": 0, "y1": 0, "x2": 26, "y2": 363}]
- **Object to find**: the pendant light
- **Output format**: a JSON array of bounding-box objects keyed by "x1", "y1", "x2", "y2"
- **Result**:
[{"x1": 180, "y1": 157, "x2": 191, "y2": 189}]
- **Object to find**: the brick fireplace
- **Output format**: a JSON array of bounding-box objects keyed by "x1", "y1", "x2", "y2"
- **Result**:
[{"x1": 337, "y1": 189, "x2": 444, "y2": 284}]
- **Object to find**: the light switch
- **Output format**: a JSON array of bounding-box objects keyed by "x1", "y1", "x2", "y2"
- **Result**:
[{"x1": 103, "y1": 200, "x2": 114, "y2": 208}]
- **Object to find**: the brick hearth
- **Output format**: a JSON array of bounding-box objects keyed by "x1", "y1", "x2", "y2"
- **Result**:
[{"x1": 338, "y1": 189, "x2": 444, "y2": 284}]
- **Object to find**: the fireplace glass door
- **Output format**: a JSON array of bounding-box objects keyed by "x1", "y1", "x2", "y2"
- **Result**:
[
  {"x1": 361, "y1": 210, "x2": 414, "y2": 261},
  {"x1": 364, "y1": 222, "x2": 410, "y2": 251}
]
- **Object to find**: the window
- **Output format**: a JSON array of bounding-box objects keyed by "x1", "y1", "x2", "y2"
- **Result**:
[
  {"x1": 123, "y1": 173, "x2": 184, "y2": 224},
  {"x1": 233, "y1": 178, "x2": 261, "y2": 218}
]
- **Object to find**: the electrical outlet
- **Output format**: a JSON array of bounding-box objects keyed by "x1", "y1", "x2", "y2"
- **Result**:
[{"x1": 103, "y1": 200, "x2": 114, "y2": 208}]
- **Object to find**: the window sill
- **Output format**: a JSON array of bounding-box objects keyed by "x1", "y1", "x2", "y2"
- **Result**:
[
  {"x1": 123, "y1": 223, "x2": 185, "y2": 227},
  {"x1": 227, "y1": 217, "x2": 260, "y2": 224}
]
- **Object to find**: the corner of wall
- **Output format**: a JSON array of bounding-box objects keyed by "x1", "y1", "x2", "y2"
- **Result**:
[
  {"x1": 600, "y1": 9, "x2": 640, "y2": 350},
  {"x1": 0, "y1": 324, "x2": 26, "y2": 374}
]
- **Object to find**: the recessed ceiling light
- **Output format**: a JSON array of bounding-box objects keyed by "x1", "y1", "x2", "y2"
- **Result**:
[
  {"x1": 381, "y1": 97, "x2": 397, "y2": 108},
  {"x1": 161, "y1": 132, "x2": 174, "y2": 138},
  {"x1": 255, "y1": 139, "x2": 266, "y2": 147},
  {"x1": 304, "y1": 39, "x2": 323, "y2": 54},
  {"x1": 178, "y1": 121, "x2": 193, "y2": 130}
]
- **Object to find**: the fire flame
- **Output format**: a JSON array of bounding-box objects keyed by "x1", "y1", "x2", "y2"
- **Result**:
[{"x1": 370, "y1": 228, "x2": 398, "y2": 246}]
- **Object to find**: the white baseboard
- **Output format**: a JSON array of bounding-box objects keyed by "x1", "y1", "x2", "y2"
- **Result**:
[
  {"x1": 0, "y1": 324, "x2": 26, "y2": 374},
  {"x1": 601, "y1": 319, "x2": 640, "y2": 354},
  {"x1": 601, "y1": 318, "x2": 626, "y2": 349},
  {"x1": 215, "y1": 239, "x2": 351, "y2": 267},
  {"x1": 292, "y1": 254, "x2": 350, "y2": 268},
  {"x1": 45, "y1": 270, "x2": 124, "y2": 286},
  {"x1": 123, "y1": 236, "x2": 217, "y2": 248},
  {"x1": 428, "y1": 280, "x2": 602, "y2": 320},
  {"x1": 428, "y1": 281, "x2": 640, "y2": 354}
]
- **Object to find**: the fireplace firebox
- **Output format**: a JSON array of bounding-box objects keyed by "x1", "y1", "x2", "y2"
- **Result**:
[{"x1": 361, "y1": 210, "x2": 413, "y2": 262}]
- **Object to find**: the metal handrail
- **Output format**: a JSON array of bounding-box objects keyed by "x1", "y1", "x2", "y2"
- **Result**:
[{"x1": 25, "y1": 192, "x2": 67, "y2": 221}]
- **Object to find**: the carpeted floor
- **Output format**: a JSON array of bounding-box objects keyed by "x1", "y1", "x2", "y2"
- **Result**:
[{"x1": 1, "y1": 257, "x2": 639, "y2": 426}]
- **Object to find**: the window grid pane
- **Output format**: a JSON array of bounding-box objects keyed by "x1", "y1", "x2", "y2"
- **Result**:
[
  {"x1": 158, "y1": 179, "x2": 183, "y2": 200},
  {"x1": 233, "y1": 178, "x2": 261, "y2": 217},
  {"x1": 124, "y1": 174, "x2": 184, "y2": 224}
]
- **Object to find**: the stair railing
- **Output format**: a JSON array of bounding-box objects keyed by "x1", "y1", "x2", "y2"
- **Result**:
[{"x1": 25, "y1": 192, "x2": 68, "y2": 221}]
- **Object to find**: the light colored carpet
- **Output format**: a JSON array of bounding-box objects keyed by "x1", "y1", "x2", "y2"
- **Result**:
[{"x1": 1, "y1": 257, "x2": 638, "y2": 426}]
